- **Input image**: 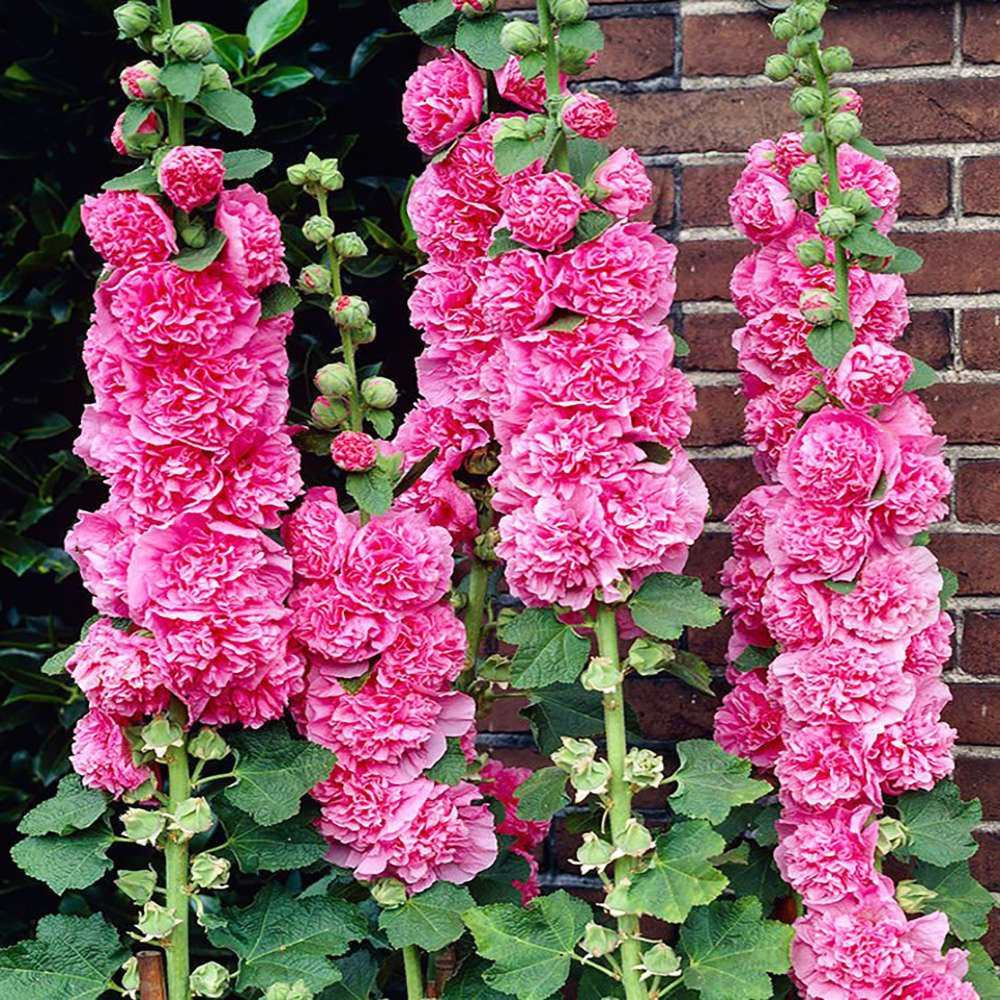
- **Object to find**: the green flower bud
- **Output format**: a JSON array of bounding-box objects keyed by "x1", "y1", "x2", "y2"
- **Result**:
[
  {"x1": 623, "y1": 747, "x2": 665, "y2": 790},
  {"x1": 581, "y1": 655, "x2": 621, "y2": 694},
  {"x1": 330, "y1": 294, "x2": 370, "y2": 329},
  {"x1": 188, "y1": 727, "x2": 230, "y2": 761},
  {"x1": 150, "y1": 30, "x2": 172, "y2": 54},
  {"x1": 626, "y1": 637, "x2": 671, "y2": 676},
  {"x1": 794, "y1": 58, "x2": 816, "y2": 83},
  {"x1": 788, "y1": 162, "x2": 824, "y2": 196},
  {"x1": 190, "y1": 962, "x2": 230, "y2": 998},
  {"x1": 140, "y1": 716, "x2": 184, "y2": 758},
  {"x1": 795, "y1": 238, "x2": 829, "y2": 268},
  {"x1": 790, "y1": 86, "x2": 824, "y2": 118},
  {"x1": 551, "y1": 736, "x2": 598, "y2": 773},
  {"x1": 569, "y1": 758, "x2": 612, "y2": 802},
  {"x1": 297, "y1": 263, "x2": 332, "y2": 295},
  {"x1": 816, "y1": 205, "x2": 857, "y2": 239},
  {"x1": 332, "y1": 232, "x2": 368, "y2": 259},
  {"x1": 179, "y1": 221, "x2": 208, "y2": 248},
  {"x1": 464, "y1": 444, "x2": 500, "y2": 477},
  {"x1": 287, "y1": 152, "x2": 343, "y2": 195},
  {"x1": 557, "y1": 42, "x2": 590, "y2": 75},
  {"x1": 114, "y1": 1, "x2": 155, "y2": 38},
  {"x1": 171, "y1": 796, "x2": 213, "y2": 837},
  {"x1": 876, "y1": 816, "x2": 908, "y2": 855},
  {"x1": 351, "y1": 320, "x2": 377, "y2": 345},
  {"x1": 171, "y1": 22, "x2": 213, "y2": 61},
  {"x1": 787, "y1": 33, "x2": 814, "y2": 59},
  {"x1": 793, "y1": 4, "x2": 823, "y2": 32},
  {"x1": 264, "y1": 982, "x2": 314, "y2": 1000},
  {"x1": 361, "y1": 376, "x2": 398, "y2": 409},
  {"x1": 302, "y1": 214, "x2": 335, "y2": 245},
  {"x1": 800, "y1": 130, "x2": 826, "y2": 155},
  {"x1": 500, "y1": 19, "x2": 543, "y2": 56},
  {"x1": 799, "y1": 287, "x2": 839, "y2": 325},
  {"x1": 121, "y1": 776, "x2": 160, "y2": 803},
  {"x1": 575, "y1": 832, "x2": 618, "y2": 874},
  {"x1": 764, "y1": 53, "x2": 796, "y2": 82},
  {"x1": 770, "y1": 12, "x2": 797, "y2": 41},
  {"x1": 115, "y1": 868, "x2": 157, "y2": 904},
  {"x1": 550, "y1": 0, "x2": 589, "y2": 25},
  {"x1": 826, "y1": 111, "x2": 862, "y2": 145},
  {"x1": 616, "y1": 817, "x2": 653, "y2": 857},
  {"x1": 286, "y1": 162, "x2": 309, "y2": 186},
  {"x1": 895, "y1": 879, "x2": 938, "y2": 915},
  {"x1": 314, "y1": 362, "x2": 354, "y2": 399},
  {"x1": 136, "y1": 901, "x2": 181, "y2": 941},
  {"x1": 841, "y1": 187, "x2": 873, "y2": 216},
  {"x1": 821, "y1": 45, "x2": 854, "y2": 74},
  {"x1": 370, "y1": 877, "x2": 408, "y2": 909},
  {"x1": 639, "y1": 943, "x2": 681, "y2": 980},
  {"x1": 190, "y1": 852, "x2": 231, "y2": 889},
  {"x1": 473, "y1": 526, "x2": 501, "y2": 563},
  {"x1": 200, "y1": 63, "x2": 231, "y2": 91},
  {"x1": 311, "y1": 396, "x2": 348, "y2": 430},
  {"x1": 122, "y1": 956, "x2": 140, "y2": 997},
  {"x1": 581, "y1": 922, "x2": 619, "y2": 958}
]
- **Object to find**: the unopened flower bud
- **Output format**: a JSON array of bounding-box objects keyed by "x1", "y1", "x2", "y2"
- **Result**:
[
  {"x1": 464, "y1": 444, "x2": 500, "y2": 477},
  {"x1": 816, "y1": 205, "x2": 857, "y2": 239},
  {"x1": 550, "y1": 0, "x2": 588, "y2": 24},
  {"x1": 171, "y1": 796, "x2": 213, "y2": 837},
  {"x1": 302, "y1": 214, "x2": 335, "y2": 244},
  {"x1": 639, "y1": 943, "x2": 681, "y2": 980},
  {"x1": 570, "y1": 758, "x2": 612, "y2": 801},
  {"x1": 140, "y1": 716, "x2": 184, "y2": 758},
  {"x1": 370, "y1": 877, "x2": 408, "y2": 909},
  {"x1": 626, "y1": 637, "x2": 671, "y2": 676},
  {"x1": 171, "y1": 22, "x2": 213, "y2": 61},
  {"x1": 581, "y1": 922, "x2": 619, "y2": 957},
  {"x1": 790, "y1": 86, "x2": 824, "y2": 118},
  {"x1": 624, "y1": 747, "x2": 665, "y2": 789},
  {"x1": 474, "y1": 527, "x2": 501, "y2": 563},
  {"x1": 455, "y1": 0, "x2": 496, "y2": 14},
  {"x1": 841, "y1": 187, "x2": 873, "y2": 216},
  {"x1": 795, "y1": 58, "x2": 816, "y2": 83},
  {"x1": 122, "y1": 956, "x2": 140, "y2": 998},
  {"x1": 557, "y1": 43, "x2": 590, "y2": 75},
  {"x1": 190, "y1": 853, "x2": 231, "y2": 889},
  {"x1": 821, "y1": 45, "x2": 854, "y2": 74},
  {"x1": 351, "y1": 320, "x2": 377, "y2": 344},
  {"x1": 200, "y1": 63, "x2": 231, "y2": 91},
  {"x1": 188, "y1": 727, "x2": 229, "y2": 761},
  {"x1": 122, "y1": 776, "x2": 159, "y2": 804},
  {"x1": 121, "y1": 110, "x2": 164, "y2": 156},
  {"x1": 264, "y1": 983, "x2": 314, "y2": 1000},
  {"x1": 120, "y1": 60, "x2": 164, "y2": 100},
  {"x1": 114, "y1": 1, "x2": 154, "y2": 38},
  {"x1": 787, "y1": 33, "x2": 814, "y2": 59},
  {"x1": 876, "y1": 816, "x2": 907, "y2": 855},
  {"x1": 896, "y1": 879, "x2": 938, "y2": 915},
  {"x1": 500, "y1": 19, "x2": 543, "y2": 56},
  {"x1": 800, "y1": 130, "x2": 826, "y2": 156},
  {"x1": 287, "y1": 152, "x2": 342, "y2": 194},
  {"x1": 136, "y1": 901, "x2": 181, "y2": 941},
  {"x1": 150, "y1": 30, "x2": 172, "y2": 53},
  {"x1": 180, "y1": 221, "x2": 208, "y2": 248},
  {"x1": 581, "y1": 656, "x2": 621, "y2": 694},
  {"x1": 330, "y1": 430, "x2": 378, "y2": 472},
  {"x1": 314, "y1": 363, "x2": 353, "y2": 399},
  {"x1": 332, "y1": 232, "x2": 367, "y2": 258},
  {"x1": 770, "y1": 11, "x2": 797, "y2": 41},
  {"x1": 616, "y1": 817, "x2": 653, "y2": 857},
  {"x1": 311, "y1": 396, "x2": 348, "y2": 430},
  {"x1": 788, "y1": 162, "x2": 824, "y2": 196},
  {"x1": 330, "y1": 294, "x2": 370, "y2": 329},
  {"x1": 764, "y1": 53, "x2": 795, "y2": 82},
  {"x1": 795, "y1": 238, "x2": 828, "y2": 268},
  {"x1": 575, "y1": 832, "x2": 617, "y2": 874},
  {"x1": 799, "y1": 288, "x2": 839, "y2": 325},
  {"x1": 826, "y1": 111, "x2": 862, "y2": 144},
  {"x1": 361, "y1": 376, "x2": 397, "y2": 409},
  {"x1": 115, "y1": 868, "x2": 157, "y2": 904},
  {"x1": 551, "y1": 736, "x2": 598, "y2": 773},
  {"x1": 190, "y1": 962, "x2": 230, "y2": 998},
  {"x1": 297, "y1": 264, "x2": 332, "y2": 295},
  {"x1": 793, "y1": 3, "x2": 824, "y2": 32}
]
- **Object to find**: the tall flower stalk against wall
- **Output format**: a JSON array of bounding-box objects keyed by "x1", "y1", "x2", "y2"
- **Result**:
[{"x1": 713, "y1": 2, "x2": 994, "y2": 997}]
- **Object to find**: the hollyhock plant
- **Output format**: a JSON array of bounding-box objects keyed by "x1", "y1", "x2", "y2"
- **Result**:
[
  {"x1": 593, "y1": 147, "x2": 653, "y2": 218},
  {"x1": 401, "y1": 50, "x2": 484, "y2": 154},
  {"x1": 80, "y1": 190, "x2": 177, "y2": 268},
  {"x1": 561, "y1": 91, "x2": 617, "y2": 139},
  {"x1": 157, "y1": 144, "x2": 226, "y2": 211}
]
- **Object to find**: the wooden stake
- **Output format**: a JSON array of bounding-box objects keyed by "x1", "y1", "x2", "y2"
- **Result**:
[{"x1": 137, "y1": 949, "x2": 167, "y2": 1000}]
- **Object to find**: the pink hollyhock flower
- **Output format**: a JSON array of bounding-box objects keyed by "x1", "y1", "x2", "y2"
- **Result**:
[
  {"x1": 157, "y1": 145, "x2": 225, "y2": 212},
  {"x1": 743, "y1": 371, "x2": 819, "y2": 479},
  {"x1": 402, "y1": 52, "x2": 484, "y2": 154},
  {"x1": 714, "y1": 669, "x2": 784, "y2": 768},
  {"x1": 216, "y1": 184, "x2": 288, "y2": 294},
  {"x1": 434, "y1": 115, "x2": 516, "y2": 206},
  {"x1": 111, "y1": 108, "x2": 161, "y2": 155},
  {"x1": 476, "y1": 247, "x2": 554, "y2": 338},
  {"x1": 71, "y1": 707, "x2": 151, "y2": 796},
  {"x1": 774, "y1": 805, "x2": 883, "y2": 906},
  {"x1": 855, "y1": 273, "x2": 910, "y2": 343},
  {"x1": 836, "y1": 87, "x2": 864, "y2": 115},
  {"x1": 834, "y1": 545, "x2": 943, "y2": 643},
  {"x1": 65, "y1": 503, "x2": 136, "y2": 617},
  {"x1": 890, "y1": 975, "x2": 978, "y2": 1000},
  {"x1": 733, "y1": 304, "x2": 814, "y2": 385},
  {"x1": 905, "y1": 611, "x2": 954, "y2": 677},
  {"x1": 745, "y1": 138, "x2": 779, "y2": 173},
  {"x1": 330, "y1": 431, "x2": 378, "y2": 471},
  {"x1": 775, "y1": 723, "x2": 881, "y2": 810},
  {"x1": 495, "y1": 56, "x2": 562, "y2": 112},
  {"x1": 593, "y1": 147, "x2": 653, "y2": 219},
  {"x1": 727, "y1": 486, "x2": 783, "y2": 558},
  {"x1": 728, "y1": 166, "x2": 798, "y2": 244},
  {"x1": 874, "y1": 440, "x2": 951, "y2": 543},
  {"x1": 68, "y1": 619, "x2": 169, "y2": 721},
  {"x1": 407, "y1": 169, "x2": 500, "y2": 266},
  {"x1": 500, "y1": 170, "x2": 588, "y2": 252},
  {"x1": 81, "y1": 191, "x2": 177, "y2": 269},
  {"x1": 628, "y1": 365, "x2": 697, "y2": 451},
  {"x1": 817, "y1": 145, "x2": 901, "y2": 233},
  {"x1": 760, "y1": 573, "x2": 830, "y2": 650},
  {"x1": 878, "y1": 393, "x2": 936, "y2": 439},
  {"x1": 768, "y1": 638, "x2": 914, "y2": 728},
  {"x1": 390, "y1": 471, "x2": 480, "y2": 546},
  {"x1": 831, "y1": 342, "x2": 914, "y2": 410},
  {"x1": 720, "y1": 552, "x2": 772, "y2": 645},
  {"x1": 409, "y1": 263, "x2": 488, "y2": 348},
  {"x1": 375, "y1": 603, "x2": 466, "y2": 693},
  {"x1": 119, "y1": 62, "x2": 158, "y2": 99},
  {"x1": 548, "y1": 222, "x2": 677, "y2": 325},
  {"x1": 394, "y1": 400, "x2": 490, "y2": 473},
  {"x1": 778, "y1": 410, "x2": 899, "y2": 508},
  {"x1": 282, "y1": 487, "x2": 356, "y2": 581},
  {"x1": 773, "y1": 131, "x2": 813, "y2": 177},
  {"x1": 562, "y1": 92, "x2": 617, "y2": 139}
]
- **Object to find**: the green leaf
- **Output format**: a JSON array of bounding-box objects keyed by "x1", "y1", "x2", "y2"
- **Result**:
[
  {"x1": 842, "y1": 225, "x2": 897, "y2": 258},
  {"x1": 197, "y1": 88, "x2": 256, "y2": 134},
  {"x1": 488, "y1": 227, "x2": 528, "y2": 259},
  {"x1": 215, "y1": 800, "x2": 327, "y2": 874},
  {"x1": 620, "y1": 821, "x2": 728, "y2": 922},
  {"x1": 247, "y1": 0, "x2": 308, "y2": 58},
  {"x1": 379, "y1": 882, "x2": 475, "y2": 951},
  {"x1": 674, "y1": 333, "x2": 691, "y2": 357},
  {"x1": 570, "y1": 209, "x2": 615, "y2": 247},
  {"x1": 545, "y1": 310, "x2": 585, "y2": 332},
  {"x1": 0, "y1": 913, "x2": 128, "y2": 1000},
  {"x1": 455, "y1": 13, "x2": 509, "y2": 70},
  {"x1": 441, "y1": 957, "x2": 510, "y2": 1000},
  {"x1": 399, "y1": 0, "x2": 455, "y2": 36},
  {"x1": 17, "y1": 774, "x2": 106, "y2": 836},
  {"x1": 11, "y1": 828, "x2": 113, "y2": 894},
  {"x1": 669, "y1": 739, "x2": 771, "y2": 825},
  {"x1": 964, "y1": 942, "x2": 1000, "y2": 1000},
  {"x1": 500, "y1": 608, "x2": 590, "y2": 688},
  {"x1": 849, "y1": 136, "x2": 887, "y2": 161},
  {"x1": 366, "y1": 408, "x2": 394, "y2": 439},
  {"x1": 260, "y1": 65, "x2": 314, "y2": 96},
  {"x1": 101, "y1": 164, "x2": 157, "y2": 192},
  {"x1": 629, "y1": 573, "x2": 721, "y2": 641},
  {"x1": 208, "y1": 884, "x2": 367, "y2": 992},
  {"x1": 159, "y1": 60, "x2": 203, "y2": 101},
  {"x1": 494, "y1": 134, "x2": 555, "y2": 177},
  {"x1": 223, "y1": 148, "x2": 274, "y2": 180},
  {"x1": 823, "y1": 578, "x2": 858, "y2": 595},
  {"x1": 393, "y1": 447, "x2": 440, "y2": 499},
  {"x1": 680, "y1": 898, "x2": 793, "y2": 1000},
  {"x1": 323, "y1": 952, "x2": 380, "y2": 1000},
  {"x1": 895, "y1": 781, "x2": 981, "y2": 867},
  {"x1": 423, "y1": 737, "x2": 467, "y2": 785},
  {"x1": 514, "y1": 767, "x2": 568, "y2": 821},
  {"x1": 556, "y1": 20, "x2": 604, "y2": 54},
  {"x1": 345, "y1": 468, "x2": 394, "y2": 516},
  {"x1": 806, "y1": 319, "x2": 855, "y2": 368},
  {"x1": 722, "y1": 841, "x2": 788, "y2": 910},
  {"x1": 225, "y1": 723, "x2": 335, "y2": 826},
  {"x1": 664, "y1": 650, "x2": 716, "y2": 696},
  {"x1": 464, "y1": 891, "x2": 591, "y2": 1000},
  {"x1": 881, "y1": 246, "x2": 923, "y2": 274},
  {"x1": 940, "y1": 567, "x2": 959, "y2": 609},
  {"x1": 567, "y1": 137, "x2": 609, "y2": 187},
  {"x1": 910, "y1": 860, "x2": 994, "y2": 940},
  {"x1": 522, "y1": 685, "x2": 607, "y2": 755},
  {"x1": 39, "y1": 642, "x2": 76, "y2": 676},
  {"x1": 173, "y1": 228, "x2": 227, "y2": 272},
  {"x1": 733, "y1": 646, "x2": 778, "y2": 672},
  {"x1": 903, "y1": 357, "x2": 938, "y2": 392},
  {"x1": 260, "y1": 281, "x2": 301, "y2": 318},
  {"x1": 519, "y1": 51, "x2": 546, "y2": 80}
]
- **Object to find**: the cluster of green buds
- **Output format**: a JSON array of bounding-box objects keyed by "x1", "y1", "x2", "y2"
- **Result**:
[{"x1": 500, "y1": 0, "x2": 591, "y2": 72}]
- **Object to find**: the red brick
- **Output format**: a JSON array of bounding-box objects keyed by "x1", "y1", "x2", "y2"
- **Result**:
[
  {"x1": 931, "y1": 533, "x2": 1000, "y2": 596},
  {"x1": 955, "y1": 754, "x2": 1000, "y2": 819},
  {"x1": 962, "y1": 611, "x2": 1000, "y2": 677},
  {"x1": 963, "y1": 2, "x2": 1000, "y2": 63},
  {"x1": 686, "y1": 531, "x2": 731, "y2": 595},
  {"x1": 482, "y1": 694, "x2": 530, "y2": 733},
  {"x1": 626, "y1": 677, "x2": 718, "y2": 742},
  {"x1": 923, "y1": 383, "x2": 1000, "y2": 443},
  {"x1": 688, "y1": 384, "x2": 745, "y2": 446},
  {"x1": 943, "y1": 682, "x2": 1000, "y2": 745},
  {"x1": 957, "y1": 461, "x2": 1000, "y2": 523},
  {"x1": 682, "y1": 312, "x2": 739, "y2": 370},
  {"x1": 963, "y1": 156, "x2": 1000, "y2": 215},
  {"x1": 640, "y1": 166, "x2": 675, "y2": 228},
  {"x1": 683, "y1": 5, "x2": 953, "y2": 77},
  {"x1": 904, "y1": 232, "x2": 1000, "y2": 295},
  {"x1": 971, "y1": 829, "x2": 1000, "y2": 891},
  {"x1": 898, "y1": 310, "x2": 952, "y2": 369},
  {"x1": 682, "y1": 163, "x2": 742, "y2": 228},
  {"x1": 580, "y1": 17, "x2": 676, "y2": 83},
  {"x1": 962, "y1": 308, "x2": 1000, "y2": 369},
  {"x1": 693, "y1": 457, "x2": 762, "y2": 521},
  {"x1": 676, "y1": 240, "x2": 746, "y2": 302},
  {"x1": 686, "y1": 617, "x2": 733, "y2": 667},
  {"x1": 895, "y1": 156, "x2": 951, "y2": 219}
]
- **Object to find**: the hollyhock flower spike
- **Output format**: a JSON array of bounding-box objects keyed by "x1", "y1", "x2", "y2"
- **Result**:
[{"x1": 157, "y1": 144, "x2": 225, "y2": 211}]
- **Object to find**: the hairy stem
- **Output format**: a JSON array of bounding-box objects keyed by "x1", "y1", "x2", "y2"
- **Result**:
[
  {"x1": 463, "y1": 558, "x2": 490, "y2": 671},
  {"x1": 157, "y1": 0, "x2": 185, "y2": 146},
  {"x1": 403, "y1": 945, "x2": 424, "y2": 1000},
  {"x1": 164, "y1": 702, "x2": 191, "y2": 1000},
  {"x1": 536, "y1": 0, "x2": 570, "y2": 173}
]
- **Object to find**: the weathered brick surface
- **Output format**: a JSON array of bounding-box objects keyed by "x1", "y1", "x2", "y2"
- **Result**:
[
  {"x1": 963, "y1": 156, "x2": 1000, "y2": 215},
  {"x1": 675, "y1": 240, "x2": 746, "y2": 301},
  {"x1": 898, "y1": 310, "x2": 953, "y2": 368},
  {"x1": 693, "y1": 456, "x2": 762, "y2": 520},
  {"x1": 581, "y1": 17, "x2": 675, "y2": 82},
  {"x1": 903, "y1": 231, "x2": 1000, "y2": 295},
  {"x1": 944, "y1": 682, "x2": 1000, "y2": 745},
  {"x1": 688, "y1": 385, "x2": 745, "y2": 447},
  {"x1": 923, "y1": 383, "x2": 1000, "y2": 443},
  {"x1": 931, "y1": 533, "x2": 1000, "y2": 595},
  {"x1": 963, "y1": 1, "x2": 1000, "y2": 63},
  {"x1": 962, "y1": 611, "x2": 1000, "y2": 676},
  {"x1": 956, "y1": 461, "x2": 1000, "y2": 523},
  {"x1": 961, "y1": 308, "x2": 1000, "y2": 369},
  {"x1": 681, "y1": 312, "x2": 739, "y2": 371}
]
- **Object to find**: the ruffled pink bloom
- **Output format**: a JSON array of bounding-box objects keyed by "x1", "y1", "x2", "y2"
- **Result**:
[
  {"x1": 500, "y1": 170, "x2": 588, "y2": 252},
  {"x1": 744, "y1": 371, "x2": 819, "y2": 478},
  {"x1": 760, "y1": 573, "x2": 830, "y2": 650},
  {"x1": 874, "y1": 440, "x2": 951, "y2": 543},
  {"x1": 855, "y1": 273, "x2": 910, "y2": 343},
  {"x1": 831, "y1": 342, "x2": 914, "y2": 410},
  {"x1": 402, "y1": 52, "x2": 484, "y2": 154},
  {"x1": 628, "y1": 365, "x2": 697, "y2": 450},
  {"x1": 714, "y1": 669, "x2": 784, "y2": 768},
  {"x1": 726, "y1": 485, "x2": 781, "y2": 556},
  {"x1": 157, "y1": 145, "x2": 225, "y2": 212},
  {"x1": 593, "y1": 147, "x2": 653, "y2": 219},
  {"x1": 733, "y1": 304, "x2": 814, "y2": 385},
  {"x1": 818, "y1": 144, "x2": 901, "y2": 233},
  {"x1": 216, "y1": 184, "x2": 288, "y2": 294},
  {"x1": 890, "y1": 975, "x2": 978, "y2": 1000},
  {"x1": 71, "y1": 707, "x2": 152, "y2": 796},
  {"x1": 375, "y1": 603, "x2": 466, "y2": 693},
  {"x1": 495, "y1": 56, "x2": 561, "y2": 112},
  {"x1": 81, "y1": 191, "x2": 177, "y2": 269},
  {"x1": 905, "y1": 611, "x2": 954, "y2": 677},
  {"x1": 836, "y1": 88, "x2": 864, "y2": 115},
  {"x1": 394, "y1": 400, "x2": 490, "y2": 473},
  {"x1": 282, "y1": 487, "x2": 356, "y2": 581},
  {"x1": 330, "y1": 431, "x2": 378, "y2": 471},
  {"x1": 390, "y1": 471, "x2": 479, "y2": 545},
  {"x1": 476, "y1": 248, "x2": 553, "y2": 339},
  {"x1": 562, "y1": 92, "x2": 617, "y2": 139},
  {"x1": 111, "y1": 108, "x2": 160, "y2": 155},
  {"x1": 721, "y1": 552, "x2": 771, "y2": 645},
  {"x1": 728, "y1": 166, "x2": 798, "y2": 244},
  {"x1": 65, "y1": 503, "x2": 136, "y2": 617},
  {"x1": 407, "y1": 168, "x2": 500, "y2": 266}
]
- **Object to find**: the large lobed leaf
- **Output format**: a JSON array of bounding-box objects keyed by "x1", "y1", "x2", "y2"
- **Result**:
[
  {"x1": 501, "y1": 608, "x2": 590, "y2": 689},
  {"x1": 669, "y1": 740, "x2": 771, "y2": 825},
  {"x1": 379, "y1": 882, "x2": 475, "y2": 952}
]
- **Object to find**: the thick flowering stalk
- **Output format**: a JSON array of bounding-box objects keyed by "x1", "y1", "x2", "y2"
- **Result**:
[{"x1": 714, "y1": 2, "x2": 986, "y2": 998}]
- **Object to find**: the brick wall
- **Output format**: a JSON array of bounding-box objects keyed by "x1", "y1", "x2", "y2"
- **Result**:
[{"x1": 486, "y1": 0, "x2": 1000, "y2": 957}]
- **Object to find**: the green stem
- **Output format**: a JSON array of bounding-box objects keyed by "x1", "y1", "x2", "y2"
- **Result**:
[
  {"x1": 157, "y1": 0, "x2": 185, "y2": 146},
  {"x1": 536, "y1": 0, "x2": 570, "y2": 172},
  {"x1": 402, "y1": 945, "x2": 424, "y2": 1000},
  {"x1": 164, "y1": 703, "x2": 191, "y2": 1000},
  {"x1": 463, "y1": 558, "x2": 490, "y2": 671},
  {"x1": 595, "y1": 603, "x2": 646, "y2": 1000}
]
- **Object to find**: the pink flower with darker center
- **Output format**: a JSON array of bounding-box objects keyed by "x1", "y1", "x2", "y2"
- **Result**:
[
  {"x1": 402, "y1": 52, "x2": 484, "y2": 154},
  {"x1": 157, "y1": 145, "x2": 225, "y2": 212},
  {"x1": 81, "y1": 191, "x2": 177, "y2": 269},
  {"x1": 501, "y1": 170, "x2": 589, "y2": 252},
  {"x1": 593, "y1": 147, "x2": 653, "y2": 219},
  {"x1": 562, "y1": 92, "x2": 617, "y2": 139},
  {"x1": 330, "y1": 431, "x2": 378, "y2": 471}
]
